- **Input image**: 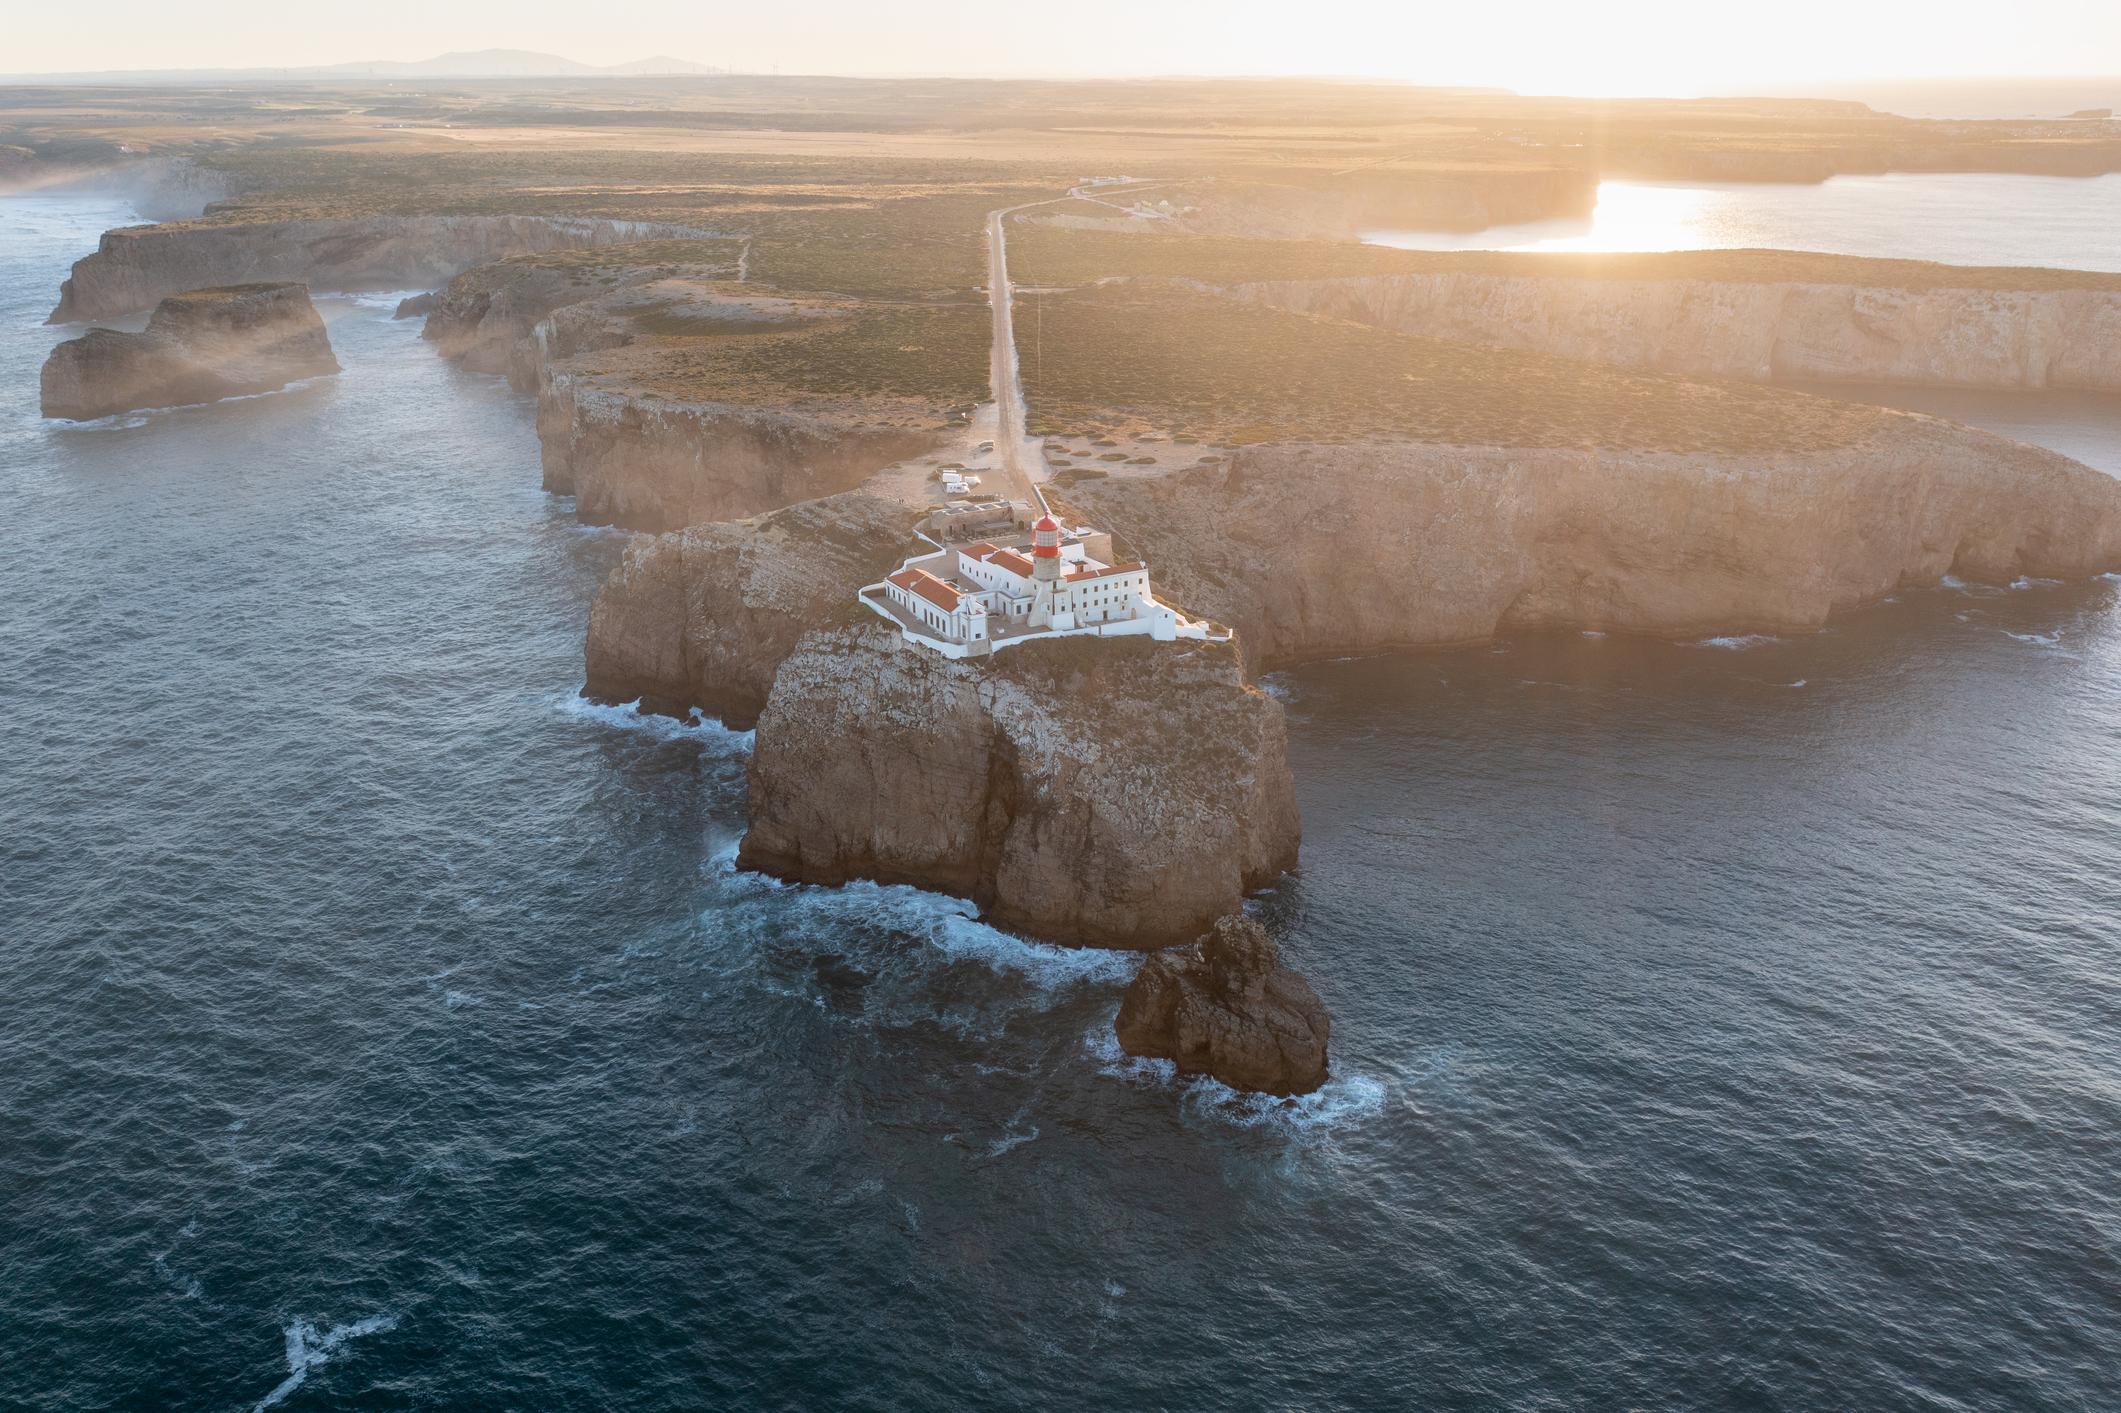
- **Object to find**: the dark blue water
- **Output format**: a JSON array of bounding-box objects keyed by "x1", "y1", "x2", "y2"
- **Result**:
[{"x1": 5, "y1": 196, "x2": 2121, "y2": 1411}]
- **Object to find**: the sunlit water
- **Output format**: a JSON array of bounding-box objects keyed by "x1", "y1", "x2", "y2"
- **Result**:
[
  {"x1": 5, "y1": 196, "x2": 2121, "y2": 1410},
  {"x1": 1369, "y1": 171, "x2": 2121, "y2": 271}
]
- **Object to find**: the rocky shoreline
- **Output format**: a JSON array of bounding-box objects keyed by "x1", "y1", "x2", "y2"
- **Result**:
[{"x1": 42, "y1": 210, "x2": 2121, "y2": 965}]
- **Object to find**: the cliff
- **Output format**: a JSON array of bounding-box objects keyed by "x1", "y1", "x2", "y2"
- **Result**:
[
  {"x1": 1060, "y1": 417, "x2": 2121, "y2": 664},
  {"x1": 47, "y1": 214, "x2": 702, "y2": 324},
  {"x1": 40, "y1": 282, "x2": 338, "y2": 420},
  {"x1": 1227, "y1": 272, "x2": 2121, "y2": 393},
  {"x1": 1116, "y1": 915, "x2": 1331, "y2": 1096},
  {"x1": 584, "y1": 491, "x2": 912, "y2": 727},
  {"x1": 538, "y1": 375, "x2": 939, "y2": 531},
  {"x1": 738, "y1": 625, "x2": 1300, "y2": 949},
  {"x1": 401, "y1": 253, "x2": 950, "y2": 532}
]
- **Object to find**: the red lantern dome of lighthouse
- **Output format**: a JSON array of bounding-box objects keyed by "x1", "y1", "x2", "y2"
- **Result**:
[{"x1": 1030, "y1": 513, "x2": 1063, "y2": 558}]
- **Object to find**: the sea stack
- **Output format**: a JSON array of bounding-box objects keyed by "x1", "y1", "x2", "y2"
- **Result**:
[
  {"x1": 1115, "y1": 914, "x2": 1331, "y2": 1096},
  {"x1": 40, "y1": 282, "x2": 339, "y2": 421},
  {"x1": 737, "y1": 624, "x2": 1299, "y2": 949}
]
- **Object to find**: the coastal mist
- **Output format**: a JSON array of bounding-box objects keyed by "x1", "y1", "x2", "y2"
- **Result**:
[{"x1": 6, "y1": 195, "x2": 2121, "y2": 1410}]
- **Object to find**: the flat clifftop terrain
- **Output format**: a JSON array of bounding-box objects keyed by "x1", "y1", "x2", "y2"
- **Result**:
[
  {"x1": 41, "y1": 281, "x2": 338, "y2": 420},
  {"x1": 739, "y1": 626, "x2": 1299, "y2": 949},
  {"x1": 1019, "y1": 284, "x2": 1890, "y2": 453}
]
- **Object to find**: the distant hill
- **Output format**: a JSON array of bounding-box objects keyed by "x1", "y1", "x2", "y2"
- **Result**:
[{"x1": 1, "y1": 48, "x2": 724, "y2": 83}]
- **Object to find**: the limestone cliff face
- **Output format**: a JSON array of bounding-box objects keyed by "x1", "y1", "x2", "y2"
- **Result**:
[
  {"x1": 47, "y1": 215, "x2": 699, "y2": 323},
  {"x1": 1063, "y1": 418, "x2": 2121, "y2": 664},
  {"x1": 538, "y1": 375, "x2": 938, "y2": 531},
  {"x1": 738, "y1": 625, "x2": 1300, "y2": 949},
  {"x1": 408, "y1": 253, "x2": 933, "y2": 532},
  {"x1": 1228, "y1": 273, "x2": 2121, "y2": 392},
  {"x1": 584, "y1": 491, "x2": 912, "y2": 727},
  {"x1": 40, "y1": 282, "x2": 338, "y2": 420}
]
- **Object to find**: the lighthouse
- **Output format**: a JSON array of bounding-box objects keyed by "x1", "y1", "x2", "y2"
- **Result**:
[{"x1": 1027, "y1": 512, "x2": 1073, "y2": 630}]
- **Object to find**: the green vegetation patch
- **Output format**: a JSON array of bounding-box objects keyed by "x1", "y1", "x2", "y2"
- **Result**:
[
  {"x1": 1021, "y1": 285, "x2": 1888, "y2": 455},
  {"x1": 624, "y1": 301, "x2": 989, "y2": 406}
]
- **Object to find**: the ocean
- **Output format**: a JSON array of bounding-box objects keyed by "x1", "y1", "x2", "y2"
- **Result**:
[{"x1": 3, "y1": 192, "x2": 2118, "y2": 1410}]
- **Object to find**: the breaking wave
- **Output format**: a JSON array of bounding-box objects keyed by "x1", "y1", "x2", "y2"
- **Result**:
[
  {"x1": 250, "y1": 1314, "x2": 397, "y2": 1412},
  {"x1": 550, "y1": 690, "x2": 753, "y2": 748},
  {"x1": 1687, "y1": 634, "x2": 1780, "y2": 651},
  {"x1": 1082, "y1": 1024, "x2": 1388, "y2": 1133}
]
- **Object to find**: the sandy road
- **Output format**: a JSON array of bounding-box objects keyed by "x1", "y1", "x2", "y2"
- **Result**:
[
  {"x1": 983, "y1": 180, "x2": 1177, "y2": 520},
  {"x1": 984, "y1": 201, "x2": 1050, "y2": 515}
]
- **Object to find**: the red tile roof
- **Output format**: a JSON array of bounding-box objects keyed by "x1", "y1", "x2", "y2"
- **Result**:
[
  {"x1": 987, "y1": 550, "x2": 1035, "y2": 578},
  {"x1": 1069, "y1": 561, "x2": 1145, "y2": 580},
  {"x1": 959, "y1": 541, "x2": 1000, "y2": 558},
  {"x1": 889, "y1": 567, "x2": 962, "y2": 611}
]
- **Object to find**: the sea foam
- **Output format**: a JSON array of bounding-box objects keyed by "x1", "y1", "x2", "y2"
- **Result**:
[
  {"x1": 250, "y1": 1313, "x2": 397, "y2": 1412},
  {"x1": 550, "y1": 690, "x2": 753, "y2": 748}
]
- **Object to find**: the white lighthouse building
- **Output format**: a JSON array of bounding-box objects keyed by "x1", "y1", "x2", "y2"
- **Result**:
[{"x1": 862, "y1": 510, "x2": 1222, "y2": 659}]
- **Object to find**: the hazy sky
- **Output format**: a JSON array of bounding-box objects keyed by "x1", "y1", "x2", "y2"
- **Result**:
[{"x1": 11, "y1": 0, "x2": 2121, "y2": 93}]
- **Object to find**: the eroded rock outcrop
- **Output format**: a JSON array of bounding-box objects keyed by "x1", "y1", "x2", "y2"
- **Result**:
[
  {"x1": 48, "y1": 214, "x2": 703, "y2": 324},
  {"x1": 1229, "y1": 272, "x2": 2121, "y2": 392},
  {"x1": 1061, "y1": 417, "x2": 2121, "y2": 665},
  {"x1": 1115, "y1": 915, "x2": 1331, "y2": 1096},
  {"x1": 737, "y1": 625, "x2": 1299, "y2": 949},
  {"x1": 584, "y1": 491, "x2": 911, "y2": 727},
  {"x1": 40, "y1": 282, "x2": 338, "y2": 420}
]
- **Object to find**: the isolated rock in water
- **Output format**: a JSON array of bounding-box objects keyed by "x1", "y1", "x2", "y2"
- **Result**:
[
  {"x1": 40, "y1": 282, "x2": 338, "y2": 420},
  {"x1": 1115, "y1": 915, "x2": 1330, "y2": 1096},
  {"x1": 738, "y1": 624, "x2": 1299, "y2": 949},
  {"x1": 392, "y1": 292, "x2": 438, "y2": 319}
]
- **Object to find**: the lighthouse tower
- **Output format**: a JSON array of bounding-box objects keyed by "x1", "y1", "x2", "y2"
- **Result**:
[{"x1": 1027, "y1": 512, "x2": 1073, "y2": 630}]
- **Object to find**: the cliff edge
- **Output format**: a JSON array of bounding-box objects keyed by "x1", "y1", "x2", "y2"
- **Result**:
[
  {"x1": 585, "y1": 491, "x2": 911, "y2": 728},
  {"x1": 737, "y1": 625, "x2": 1300, "y2": 949},
  {"x1": 40, "y1": 282, "x2": 338, "y2": 421}
]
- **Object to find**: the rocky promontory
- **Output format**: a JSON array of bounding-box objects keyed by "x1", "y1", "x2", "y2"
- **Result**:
[
  {"x1": 47, "y1": 214, "x2": 703, "y2": 324},
  {"x1": 1115, "y1": 914, "x2": 1331, "y2": 1096},
  {"x1": 738, "y1": 625, "x2": 1299, "y2": 949},
  {"x1": 538, "y1": 373, "x2": 940, "y2": 532},
  {"x1": 1060, "y1": 417, "x2": 2121, "y2": 664},
  {"x1": 40, "y1": 282, "x2": 339, "y2": 420}
]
